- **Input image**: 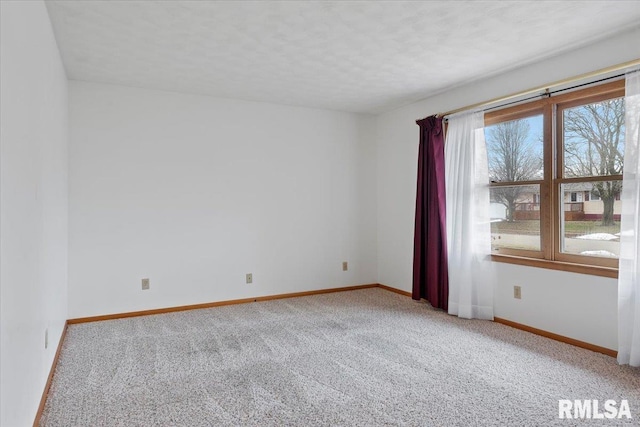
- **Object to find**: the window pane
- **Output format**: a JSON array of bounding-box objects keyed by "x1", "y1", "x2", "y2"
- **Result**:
[
  {"x1": 560, "y1": 181, "x2": 621, "y2": 258},
  {"x1": 485, "y1": 115, "x2": 543, "y2": 182},
  {"x1": 563, "y1": 98, "x2": 625, "y2": 178},
  {"x1": 490, "y1": 185, "x2": 541, "y2": 252}
]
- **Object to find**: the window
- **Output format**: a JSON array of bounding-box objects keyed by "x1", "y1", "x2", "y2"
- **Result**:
[
  {"x1": 486, "y1": 80, "x2": 624, "y2": 276},
  {"x1": 487, "y1": 113, "x2": 544, "y2": 255}
]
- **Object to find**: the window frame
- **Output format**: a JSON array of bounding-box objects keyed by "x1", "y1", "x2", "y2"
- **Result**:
[{"x1": 486, "y1": 79, "x2": 624, "y2": 278}]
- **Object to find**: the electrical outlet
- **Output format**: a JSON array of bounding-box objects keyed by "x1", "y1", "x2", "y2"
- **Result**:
[
  {"x1": 142, "y1": 278, "x2": 150, "y2": 290},
  {"x1": 514, "y1": 285, "x2": 522, "y2": 299},
  {"x1": 246, "y1": 273, "x2": 253, "y2": 284},
  {"x1": 45, "y1": 328, "x2": 48, "y2": 349},
  {"x1": 342, "y1": 261, "x2": 348, "y2": 271}
]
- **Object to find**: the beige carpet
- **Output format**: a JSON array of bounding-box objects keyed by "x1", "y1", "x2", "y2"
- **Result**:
[{"x1": 40, "y1": 288, "x2": 640, "y2": 426}]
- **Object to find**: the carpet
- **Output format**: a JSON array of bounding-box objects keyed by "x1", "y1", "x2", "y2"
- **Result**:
[{"x1": 40, "y1": 288, "x2": 640, "y2": 426}]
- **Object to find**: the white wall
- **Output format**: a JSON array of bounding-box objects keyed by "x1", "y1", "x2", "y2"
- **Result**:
[
  {"x1": 376, "y1": 26, "x2": 640, "y2": 351},
  {"x1": 68, "y1": 82, "x2": 377, "y2": 318},
  {"x1": 0, "y1": 1, "x2": 69, "y2": 426}
]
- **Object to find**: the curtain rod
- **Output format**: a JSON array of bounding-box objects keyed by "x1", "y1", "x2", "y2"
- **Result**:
[
  {"x1": 428, "y1": 58, "x2": 640, "y2": 121},
  {"x1": 481, "y1": 73, "x2": 624, "y2": 114}
]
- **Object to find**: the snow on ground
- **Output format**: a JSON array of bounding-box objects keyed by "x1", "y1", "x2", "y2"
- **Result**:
[
  {"x1": 575, "y1": 233, "x2": 619, "y2": 241},
  {"x1": 580, "y1": 250, "x2": 618, "y2": 257}
]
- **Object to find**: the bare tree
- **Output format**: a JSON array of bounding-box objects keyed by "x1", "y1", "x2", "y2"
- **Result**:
[
  {"x1": 564, "y1": 98, "x2": 624, "y2": 225},
  {"x1": 487, "y1": 120, "x2": 542, "y2": 222}
]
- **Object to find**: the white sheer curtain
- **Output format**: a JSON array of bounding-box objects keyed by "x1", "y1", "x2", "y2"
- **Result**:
[
  {"x1": 445, "y1": 111, "x2": 494, "y2": 320},
  {"x1": 618, "y1": 70, "x2": 640, "y2": 367}
]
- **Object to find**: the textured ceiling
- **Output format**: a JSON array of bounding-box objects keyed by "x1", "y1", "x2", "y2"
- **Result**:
[{"x1": 45, "y1": 1, "x2": 640, "y2": 114}]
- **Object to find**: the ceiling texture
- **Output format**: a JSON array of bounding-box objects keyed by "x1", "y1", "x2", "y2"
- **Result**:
[{"x1": 45, "y1": 1, "x2": 640, "y2": 114}]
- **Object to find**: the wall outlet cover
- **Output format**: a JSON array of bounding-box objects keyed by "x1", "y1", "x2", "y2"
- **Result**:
[
  {"x1": 142, "y1": 278, "x2": 150, "y2": 290},
  {"x1": 514, "y1": 285, "x2": 522, "y2": 299}
]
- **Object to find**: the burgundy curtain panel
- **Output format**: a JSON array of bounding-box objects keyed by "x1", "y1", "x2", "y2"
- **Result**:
[{"x1": 413, "y1": 115, "x2": 449, "y2": 310}]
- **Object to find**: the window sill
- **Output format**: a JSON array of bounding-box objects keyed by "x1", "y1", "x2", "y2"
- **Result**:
[{"x1": 491, "y1": 254, "x2": 618, "y2": 279}]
